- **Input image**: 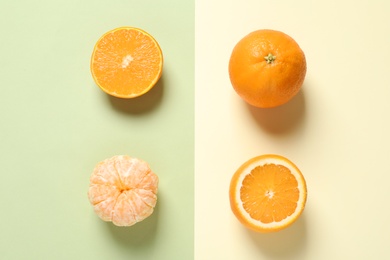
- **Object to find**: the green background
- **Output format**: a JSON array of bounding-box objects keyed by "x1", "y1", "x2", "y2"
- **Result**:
[{"x1": 0, "y1": 0, "x2": 194, "y2": 259}]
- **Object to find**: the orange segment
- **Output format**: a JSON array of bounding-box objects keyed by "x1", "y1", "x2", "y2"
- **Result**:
[
  {"x1": 90, "y1": 27, "x2": 163, "y2": 98},
  {"x1": 88, "y1": 155, "x2": 158, "y2": 227},
  {"x1": 229, "y1": 154, "x2": 307, "y2": 233}
]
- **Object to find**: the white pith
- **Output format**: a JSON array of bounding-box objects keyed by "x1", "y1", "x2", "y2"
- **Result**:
[{"x1": 121, "y1": 54, "x2": 134, "y2": 68}]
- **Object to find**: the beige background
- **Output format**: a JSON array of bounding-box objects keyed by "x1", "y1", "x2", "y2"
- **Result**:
[{"x1": 195, "y1": 0, "x2": 390, "y2": 259}]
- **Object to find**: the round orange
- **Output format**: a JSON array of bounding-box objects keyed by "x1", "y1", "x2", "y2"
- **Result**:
[
  {"x1": 90, "y1": 27, "x2": 163, "y2": 98},
  {"x1": 88, "y1": 155, "x2": 159, "y2": 226},
  {"x1": 229, "y1": 154, "x2": 307, "y2": 233},
  {"x1": 228, "y1": 29, "x2": 306, "y2": 108}
]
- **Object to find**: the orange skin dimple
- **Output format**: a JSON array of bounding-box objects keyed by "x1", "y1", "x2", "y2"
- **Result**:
[{"x1": 88, "y1": 155, "x2": 158, "y2": 227}]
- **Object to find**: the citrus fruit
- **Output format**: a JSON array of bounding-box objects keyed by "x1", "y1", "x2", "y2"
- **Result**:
[
  {"x1": 229, "y1": 154, "x2": 307, "y2": 233},
  {"x1": 90, "y1": 27, "x2": 163, "y2": 98},
  {"x1": 228, "y1": 29, "x2": 306, "y2": 108},
  {"x1": 88, "y1": 155, "x2": 159, "y2": 226}
]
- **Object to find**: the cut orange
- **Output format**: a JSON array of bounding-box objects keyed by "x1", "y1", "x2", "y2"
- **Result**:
[
  {"x1": 229, "y1": 154, "x2": 307, "y2": 233},
  {"x1": 88, "y1": 155, "x2": 159, "y2": 226},
  {"x1": 229, "y1": 29, "x2": 306, "y2": 108},
  {"x1": 90, "y1": 27, "x2": 163, "y2": 98}
]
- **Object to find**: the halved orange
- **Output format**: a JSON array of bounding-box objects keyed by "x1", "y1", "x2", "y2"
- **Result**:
[
  {"x1": 90, "y1": 27, "x2": 163, "y2": 98},
  {"x1": 229, "y1": 154, "x2": 307, "y2": 232},
  {"x1": 88, "y1": 155, "x2": 159, "y2": 226}
]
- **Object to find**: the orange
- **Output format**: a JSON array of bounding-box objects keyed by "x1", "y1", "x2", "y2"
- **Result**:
[
  {"x1": 229, "y1": 154, "x2": 307, "y2": 233},
  {"x1": 90, "y1": 27, "x2": 163, "y2": 98},
  {"x1": 228, "y1": 29, "x2": 306, "y2": 108},
  {"x1": 88, "y1": 155, "x2": 159, "y2": 226}
]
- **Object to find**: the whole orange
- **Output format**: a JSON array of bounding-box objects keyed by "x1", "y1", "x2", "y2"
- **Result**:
[{"x1": 228, "y1": 29, "x2": 306, "y2": 108}]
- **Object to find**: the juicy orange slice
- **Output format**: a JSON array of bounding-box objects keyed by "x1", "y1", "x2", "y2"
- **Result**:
[
  {"x1": 88, "y1": 155, "x2": 158, "y2": 226},
  {"x1": 229, "y1": 154, "x2": 307, "y2": 232},
  {"x1": 90, "y1": 27, "x2": 163, "y2": 98}
]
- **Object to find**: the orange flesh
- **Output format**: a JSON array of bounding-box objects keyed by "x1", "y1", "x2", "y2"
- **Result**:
[
  {"x1": 88, "y1": 156, "x2": 158, "y2": 226},
  {"x1": 240, "y1": 164, "x2": 299, "y2": 223},
  {"x1": 91, "y1": 28, "x2": 162, "y2": 98}
]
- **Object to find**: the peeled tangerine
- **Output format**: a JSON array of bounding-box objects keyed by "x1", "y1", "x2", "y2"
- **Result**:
[{"x1": 88, "y1": 155, "x2": 158, "y2": 226}]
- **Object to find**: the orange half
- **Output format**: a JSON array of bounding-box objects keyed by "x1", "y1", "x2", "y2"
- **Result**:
[
  {"x1": 229, "y1": 154, "x2": 307, "y2": 232},
  {"x1": 90, "y1": 27, "x2": 163, "y2": 98}
]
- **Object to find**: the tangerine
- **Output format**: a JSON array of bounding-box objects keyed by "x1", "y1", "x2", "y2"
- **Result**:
[{"x1": 88, "y1": 155, "x2": 158, "y2": 226}]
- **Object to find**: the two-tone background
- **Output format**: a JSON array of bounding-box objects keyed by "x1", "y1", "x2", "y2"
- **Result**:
[{"x1": 1, "y1": 0, "x2": 390, "y2": 259}]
